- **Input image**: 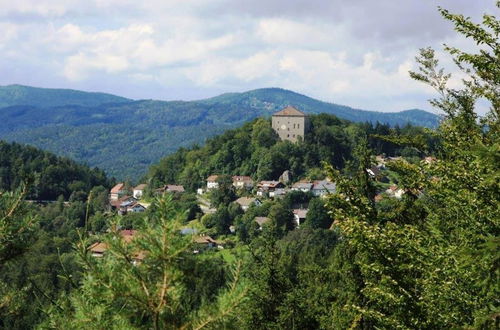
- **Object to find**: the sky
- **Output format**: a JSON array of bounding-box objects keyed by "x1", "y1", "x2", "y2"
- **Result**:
[{"x1": 0, "y1": 0, "x2": 496, "y2": 113}]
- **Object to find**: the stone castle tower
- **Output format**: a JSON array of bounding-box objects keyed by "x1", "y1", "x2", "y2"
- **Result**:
[{"x1": 271, "y1": 106, "x2": 310, "y2": 143}]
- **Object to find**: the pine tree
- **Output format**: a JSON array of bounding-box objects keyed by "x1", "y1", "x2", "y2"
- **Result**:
[{"x1": 42, "y1": 195, "x2": 247, "y2": 329}]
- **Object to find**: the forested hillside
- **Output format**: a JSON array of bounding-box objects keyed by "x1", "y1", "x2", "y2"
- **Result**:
[
  {"x1": 0, "y1": 86, "x2": 439, "y2": 179},
  {"x1": 146, "y1": 114, "x2": 436, "y2": 191},
  {"x1": 0, "y1": 141, "x2": 111, "y2": 200},
  {"x1": 0, "y1": 84, "x2": 130, "y2": 108}
]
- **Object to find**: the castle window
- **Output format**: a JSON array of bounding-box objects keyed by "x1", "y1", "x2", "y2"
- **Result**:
[
  {"x1": 298, "y1": 124, "x2": 300, "y2": 128},
  {"x1": 287, "y1": 134, "x2": 290, "y2": 137}
]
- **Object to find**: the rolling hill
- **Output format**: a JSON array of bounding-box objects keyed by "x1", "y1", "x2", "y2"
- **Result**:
[
  {"x1": 0, "y1": 85, "x2": 440, "y2": 179},
  {"x1": 0, "y1": 84, "x2": 130, "y2": 108}
]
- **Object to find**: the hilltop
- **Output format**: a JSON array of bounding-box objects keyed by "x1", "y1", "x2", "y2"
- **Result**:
[
  {"x1": 0, "y1": 85, "x2": 440, "y2": 179},
  {"x1": 0, "y1": 84, "x2": 130, "y2": 108}
]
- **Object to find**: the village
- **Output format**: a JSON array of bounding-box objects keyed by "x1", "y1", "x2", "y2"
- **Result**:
[{"x1": 90, "y1": 106, "x2": 437, "y2": 258}]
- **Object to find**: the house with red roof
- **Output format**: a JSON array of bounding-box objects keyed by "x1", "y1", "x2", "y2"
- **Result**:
[{"x1": 110, "y1": 183, "x2": 127, "y2": 201}]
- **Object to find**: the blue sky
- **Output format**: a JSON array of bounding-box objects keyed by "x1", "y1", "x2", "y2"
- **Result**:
[{"x1": 0, "y1": 0, "x2": 495, "y2": 113}]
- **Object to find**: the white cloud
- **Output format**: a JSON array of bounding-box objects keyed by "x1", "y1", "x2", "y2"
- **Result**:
[{"x1": 0, "y1": 0, "x2": 495, "y2": 114}]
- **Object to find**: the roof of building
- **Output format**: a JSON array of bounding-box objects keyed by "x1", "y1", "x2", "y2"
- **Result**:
[
  {"x1": 235, "y1": 197, "x2": 257, "y2": 207},
  {"x1": 88, "y1": 230, "x2": 138, "y2": 255},
  {"x1": 88, "y1": 242, "x2": 108, "y2": 254},
  {"x1": 133, "y1": 251, "x2": 147, "y2": 261},
  {"x1": 292, "y1": 181, "x2": 314, "y2": 190},
  {"x1": 232, "y1": 175, "x2": 253, "y2": 182},
  {"x1": 165, "y1": 185, "x2": 185, "y2": 192},
  {"x1": 110, "y1": 195, "x2": 136, "y2": 208},
  {"x1": 194, "y1": 235, "x2": 217, "y2": 244},
  {"x1": 272, "y1": 106, "x2": 307, "y2": 117},
  {"x1": 272, "y1": 188, "x2": 288, "y2": 196},
  {"x1": 111, "y1": 183, "x2": 125, "y2": 193},
  {"x1": 254, "y1": 217, "x2": 270, "y2": 226},
  {"x1": 180, "y1": 227, "x2": 199, "y2": 235},
  {"x1": 257, "y1": 180, "x2": 283, "y2": 189},
  {"x1": 120, "y1": 229, "x2": 137, "y2": 243},
  {"x1": 207, "y1": 175, "x2": 219, "y2": 182},
  {"x1": 121, "y1": 200, "x2": 137, "y2": 208},
  {"x1": 127, "y1": 202, "x2": 146, "y2": 210},
  {"x1": 312, "y1": 180, "x2": 336, "y2": 192},
  {"x1": 134, "y1": 184, "x2": 147, "y2": 190},
  {"x1": 293, "y1": 209, "x2": 309, "y2": 218}
]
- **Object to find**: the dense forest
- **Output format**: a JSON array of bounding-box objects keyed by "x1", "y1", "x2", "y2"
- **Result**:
[
  {"x1": 0, "y1": 3, "x2": 498, "y2": 329},
  {"x1": 0, "y1": 85, "x2": 439, "y2": 179},
  {"x1": 0, "y1": 141, "x2": 111, "y2": 200}
]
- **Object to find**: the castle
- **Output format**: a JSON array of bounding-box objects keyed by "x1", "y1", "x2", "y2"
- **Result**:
[{"x1": 271, "y1": 106, "x2": 310, "y2": 143}]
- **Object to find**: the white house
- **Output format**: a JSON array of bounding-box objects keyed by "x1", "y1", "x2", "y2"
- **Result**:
[
  {"x1": 110, "y1": 183, "x2": 126, "y2": 201},
  {"x1": 232, "y1": 176, "x2": 254, "y2": 189},
  {"x1": 206, "y1": 175, "x2": 219, "y2": 190},
  {"x1": 133, "y1": 184, "x2": 147, "y2": 199},
  {"x1": 127, "y1": 203, "x2": 146, "y2": 213},
  {"x1": 291, "y1": 181, "x2": 313, "y2": 193}
]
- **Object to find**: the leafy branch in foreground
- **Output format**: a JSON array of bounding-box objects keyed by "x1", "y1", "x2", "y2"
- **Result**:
[
  {"x1": 0, "y1": 186, "x2": 39, "y2": 321},
  {"x1": 326, "y1": 2, "x2": 499, "y2": 328},
  {"x1": 0, "y1": 186, "x2": 38, "y2": 265}
]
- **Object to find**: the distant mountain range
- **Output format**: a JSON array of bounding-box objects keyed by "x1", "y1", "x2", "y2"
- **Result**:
[{"x1": 0, "y1": 85, "x2": 440, "y2": 179}]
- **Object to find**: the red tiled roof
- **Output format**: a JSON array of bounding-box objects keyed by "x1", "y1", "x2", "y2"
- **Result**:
[
  {"x1": 134, "y1": 184, "x2": 147, "y2": 190},
  {"x1": 272, "y1": 106, "x2": 307, "y2": 117},
  {"x1": 111, "y1": 183, "x2": 125, "y2": 193}
]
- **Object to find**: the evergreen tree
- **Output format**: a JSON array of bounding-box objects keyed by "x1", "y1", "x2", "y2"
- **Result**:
[
  {"x1": 42, "y1": 195, "x2": 247, "y2": 329},
  {"x1": 325, "y1": 3, "x2": 500, "y2": 327}
]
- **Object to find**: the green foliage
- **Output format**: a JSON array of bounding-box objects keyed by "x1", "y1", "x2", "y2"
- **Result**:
[
  {"x1": 0, "y1": 84, "x2": 129, "y2": 109},
  {"x1": 0, "y1": 187, "x2": 38, "y2": 264},
  {"x1": 0, "y1": 141, "x2": 110, "y2": 200},
  {"x1": 242, "y1": 228, "x2": 339, "y2": 329},
  {"x1": 303, "y1": 198, "x2": 331, "y2": 229},
  {"x1": 148, "y1": 115, "x2": 434, "y2": 192},
  {"x1": 324, "y1": 3, "x2": 500, "y2": 328},
  {"x1": 42, "y1": 195, "x2": 247, "y2": 329},
  {"x1": 210, "y1": 175, "x2": 237, "y2": 207}
]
